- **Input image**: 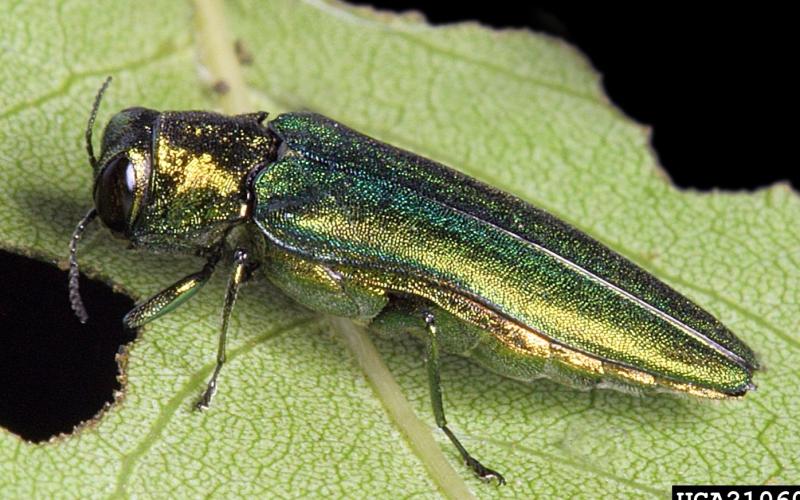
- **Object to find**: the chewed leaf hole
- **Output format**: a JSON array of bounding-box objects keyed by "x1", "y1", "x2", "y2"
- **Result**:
[{"x1": 0, "y1": 249, "x2": 135, "y2": 442}]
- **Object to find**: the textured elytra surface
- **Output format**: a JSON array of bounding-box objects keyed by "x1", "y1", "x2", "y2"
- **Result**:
[{"x1": 0, "y1": 0, "x2": 798, "y2": 498}]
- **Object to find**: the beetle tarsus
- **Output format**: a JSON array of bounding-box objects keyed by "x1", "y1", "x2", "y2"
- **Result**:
[
  {"x1": 195, "y1": 379, "x2": 217, "y2": 411},
  {"x1": 465, "y1": 455, "x2": 506, "y2": 485}
]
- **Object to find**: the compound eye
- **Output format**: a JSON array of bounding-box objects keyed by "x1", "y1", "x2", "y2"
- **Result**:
[{"x1": 94, "y1": 155, "x2": 136, "y2": 234}]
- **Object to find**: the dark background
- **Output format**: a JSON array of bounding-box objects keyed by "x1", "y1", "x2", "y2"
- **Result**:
[
  {"x1": 354, "y1": 2, "x2": 794, "y2": 189},
  {"x1": 0, "y1": 3, "x2": 792, "y2": 441}
]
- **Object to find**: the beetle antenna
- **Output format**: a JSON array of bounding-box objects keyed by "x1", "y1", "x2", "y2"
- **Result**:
[
  {"x1": 69, "y1": 208, "x2": 98, "y2": 323},
  {"x1": 86, "y1": 76, "x2": 112, "y2": 169}
]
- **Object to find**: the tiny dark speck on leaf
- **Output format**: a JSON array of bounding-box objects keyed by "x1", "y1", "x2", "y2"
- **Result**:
[
  {"x1": 212, "y1": 80, "x2": 231, "y2": 95},
  {"x1": 234, "y1": 39, "x2": 254, "y2": 65}
]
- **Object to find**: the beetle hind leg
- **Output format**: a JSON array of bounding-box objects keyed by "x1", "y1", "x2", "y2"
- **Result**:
[{"x1": 422, "y1": 310, "x2": 506, "y2": 485}]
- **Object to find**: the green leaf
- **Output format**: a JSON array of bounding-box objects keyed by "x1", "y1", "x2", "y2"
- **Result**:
[{"x1": 1, "y1": 0, "x2": 797, "y2": 497}]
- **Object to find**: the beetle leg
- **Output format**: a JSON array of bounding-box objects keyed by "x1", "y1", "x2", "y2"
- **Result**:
[
  {"x1": 123, "y1": 252, "x2": 221, "y2": 328},
  {"x1": 196, "y1": 248, "x2": 250, "y2": 410},
  {"x1": 423, "y1": 310, "x2": 506, "y2": 485}
]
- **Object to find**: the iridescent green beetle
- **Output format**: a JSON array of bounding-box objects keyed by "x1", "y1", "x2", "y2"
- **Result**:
[{"x1": 69, "y1": 79, "x2": 757, "y2": 484}]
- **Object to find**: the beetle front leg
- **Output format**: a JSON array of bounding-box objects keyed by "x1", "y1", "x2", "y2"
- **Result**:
[
  {"x1": 196, "y1": 248, "x2": 250, "y2": 411},
  {"x1": 423, "y1": 310, "x2": 506, "y2": 485},
  {"x1": 123, "y1": 253, "x2": 221, "y2": 328}
]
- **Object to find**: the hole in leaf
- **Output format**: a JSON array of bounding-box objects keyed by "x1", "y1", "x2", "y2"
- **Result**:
[{"x1": 0, "y1": 249, "x2": 136, "y2": 442}]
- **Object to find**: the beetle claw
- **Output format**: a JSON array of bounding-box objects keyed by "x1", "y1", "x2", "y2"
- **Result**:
[
  {"x1": 195, "y1": 380, "x2": 217, "y2": 411},
  {"x1": 466, "y1": 456, "x2": 506, "y2": 485}
]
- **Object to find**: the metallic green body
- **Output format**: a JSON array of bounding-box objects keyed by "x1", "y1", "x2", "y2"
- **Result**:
[
  {"x1": 252, "y1": 112, "x2": 756, "y2": 397},
  {"x1": 72, "y1": 96, "x2": 758, "y2": 484}
]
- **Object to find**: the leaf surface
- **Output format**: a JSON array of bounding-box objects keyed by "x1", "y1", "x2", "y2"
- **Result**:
[{"x1": 0, "y1": 1, "x2": 797, "y2": 498}]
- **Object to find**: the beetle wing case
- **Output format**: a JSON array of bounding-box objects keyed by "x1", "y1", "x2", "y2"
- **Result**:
[{"x1": 253, "y1": 112, "x2": 756, "y2": 398}]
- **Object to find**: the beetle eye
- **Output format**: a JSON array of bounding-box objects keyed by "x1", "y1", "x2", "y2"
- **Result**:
[{"x1": 94, "y1": 155, "x2": 136, "y2": 234}]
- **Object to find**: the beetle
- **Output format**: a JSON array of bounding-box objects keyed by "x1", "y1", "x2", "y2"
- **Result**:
[{"x1": 69, "y1": 78, "x2": 757, "y2": 484}]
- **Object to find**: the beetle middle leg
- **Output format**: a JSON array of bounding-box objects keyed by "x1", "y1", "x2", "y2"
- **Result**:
[
  {"x1": 196, "y1": 248, "x2": 251, "y2": 410},
  {"x1": 422, "y1": 310, "x2": 506, "y2": 485}
]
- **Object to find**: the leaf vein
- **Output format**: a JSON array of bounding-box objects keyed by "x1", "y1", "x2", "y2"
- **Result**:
[
  {"x1": 0, "y1": 39, "x2": 189, "y2": 120},
  {"x1": 110, "y1": 318, "x2": 315, "y2": 499}
]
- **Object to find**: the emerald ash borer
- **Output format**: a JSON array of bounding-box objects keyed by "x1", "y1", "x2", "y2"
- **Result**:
[{"x1": 69, "y1": 78, "x2": 758, "y2": 484}]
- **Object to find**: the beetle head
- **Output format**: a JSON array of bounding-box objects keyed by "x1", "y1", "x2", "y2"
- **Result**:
[
  {"x1": 84, "y1": 85, "x2": 273, "y2": 252},
  {"x1": 69, "y1": 78, "x2": 276, "y2": 322}
]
